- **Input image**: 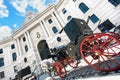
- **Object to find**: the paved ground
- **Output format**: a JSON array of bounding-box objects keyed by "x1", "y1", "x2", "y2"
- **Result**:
[
  {"x1": 38, "y1": 63, "x2": 120, "y2": 80},
  {"x1": 53, "y1": 65, "x2": 120, "y2": 80},
  {"x1": 38, "y1": 57, "x2": 120, "y2": 80}
]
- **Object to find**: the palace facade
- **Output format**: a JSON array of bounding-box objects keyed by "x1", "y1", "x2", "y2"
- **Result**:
[{"x1": 0, "y1": 0, "x2": 120, "y2": 79}]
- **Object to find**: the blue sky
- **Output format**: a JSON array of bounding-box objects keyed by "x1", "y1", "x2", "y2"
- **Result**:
[{"x1": 0, "y1": 0, "x2": 59, "y2": 40}]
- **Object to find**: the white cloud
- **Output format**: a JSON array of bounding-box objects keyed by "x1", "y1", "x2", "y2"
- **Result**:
[
  {"x1": 10, "y1": 0, "x2": 28, "y2": 15},
  {"x1": 43, "y1": 0, "x2": 59, "y2": 5},
  {"x1": 13, "y1": 24, "x2": 17, "y2": 28},
  {"x1": 10, "y1": 0, "x2": 46, "y2": 15},
  {"x1": 0, "y1": 26, "x2": 12, "y2": 40},
  {"x1": 28, "y1": 0, "x2": 46, "y2": 12},
  {"x1": 10, "y1": 0, "x2": 59, "y2": 15},
  {"x1": 0, "y1": 0, "x2": 9, "y2": 18}
]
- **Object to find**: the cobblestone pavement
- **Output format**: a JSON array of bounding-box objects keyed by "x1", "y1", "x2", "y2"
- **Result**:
[{"x1": 53, "y1": 64, "x2": 120, "y2": 80}]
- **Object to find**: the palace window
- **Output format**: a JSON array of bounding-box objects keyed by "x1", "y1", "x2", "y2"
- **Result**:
[
  {"x1": 0, "y1": 49, "x2": 3, "y2": 54},
  {"x1": 98, "y1": 19, "x2": 115, "y2": 32},
  {"x1": 0, "y1": 71, "x2": 5, "y2": 79},
  {"x1": 25, "y1": 45, "x2": 28, "y2": 52},
  {"x1": 108, "y1": 0, "x2": 120, "y2": 7},
  {"x1": 62, "y1": 8, "x2": 67, "y2": 14},
  {"x1": 57, "y1": 37, "x2": 61, "y2": 42},
  {"x1": 11, "y1": 44, "x2": 15, "y2": 49},
  {"x1": 12, "y1": 53, "x2": 17, "y2": 61},
  {"x1": 0, "y1": 58, "x2": 4, "y2": 67},
  {"x1": 79, "y1": 3, "x2": 89, "y2": 13},
  {"x1": 52, "y1": 27, "x2": 58, "y2": 33},
  {"x1": 67, "y1": 16, "x2": 72, "y2": 21},
  {"x1": 23, "y1": 37, "x2": 26, "y2": 42},
  {"x1": 90, "y1": 14, "x2": 99, "y2": 23},
  {"x1": 48, "y1": 19, "x2": 53, "y2": 24}
]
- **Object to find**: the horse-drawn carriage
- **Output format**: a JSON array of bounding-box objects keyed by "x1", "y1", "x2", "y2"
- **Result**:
[{"x1": 48, "y1": 18, "x2": 120, "y2": 78}]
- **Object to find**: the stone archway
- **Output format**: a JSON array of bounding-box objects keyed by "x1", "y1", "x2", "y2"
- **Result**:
[{"x1": 37, "y1": 40, "x2": 51, "y2": 60}]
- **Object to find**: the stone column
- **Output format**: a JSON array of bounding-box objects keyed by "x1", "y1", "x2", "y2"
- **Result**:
[
  {"x1": 24, "y1": 32, "x2": 30, "y2": 50},
  {"x1": 39, "y1": 21, "x2": 48, "y2": 38},
  {"x1": 26, "y1": 31, "x2": 33, "y2": 49},
  {"x1": 15, "y1": 39, "x2": 20, "y2": 57},
  {"x1": 53, "y1": 11, "x2": 65, "y2": 27},
  {"x1": 16, "y1": 38, "x2": 22, "y2": 57},
  {"x1": 41, "y1": 20, "x2": 51, "y2": 37},
  {"x1": 51, "y1": 12, "x2": 62, "y2": 31}
]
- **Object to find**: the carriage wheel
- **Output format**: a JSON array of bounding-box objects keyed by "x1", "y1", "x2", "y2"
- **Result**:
[
  {"x1": 67, "y1": 57, "x2": 78, "y2": 68},
  {"x1": 106, "y1": 32, "x2": 120, "y2": 40},
  {"x1": 52, "y1": 61, "x2": 67, "y2": 78},
  {"x1": 80, "y1": 33, "x2": 120, "y2": 72}
]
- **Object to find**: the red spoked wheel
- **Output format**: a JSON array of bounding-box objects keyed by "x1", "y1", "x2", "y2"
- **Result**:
[
  {"x1": 52, "y1": 61, "x2": 67, "y2": 78},
  {"x1": 67, "y1": 56, "x2": 78, "y2": 68},
  {"x1": 106, "y1": 32, "x2": 120, "y2": 40},
  {"x1": 80, "y1": 33, "x2": 120, "y2": 72}
]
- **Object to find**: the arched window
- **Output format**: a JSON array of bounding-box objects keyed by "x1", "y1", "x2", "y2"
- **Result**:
[
  {"x1": 108, "y1": 0, "x2": 120, "y2": 7},
  {"x1": 12, "y1": 53, "x2": 17, "y2": 61},
  {"x1": 79, "y1": 3, "x2": 89, "y2": 13},
  {"x1": 90, "y1": 14, "x2": 99, "y2": 23},
  {"x1": 52, "y1": 27, "x2": 58, "y2": 33},
  {"x1": 67, "y1": 16, "x2": 72, "y2": 21},
  {"x1": 0, "y1": 58, "x2": 4, "y2": 67},
  {"x1": 25, "y1": 45, "x2": 28, "y2": 52}
]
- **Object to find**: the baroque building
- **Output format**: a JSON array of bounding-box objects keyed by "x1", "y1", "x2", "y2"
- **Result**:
[{"x1": 0, "y1": 0, "x2": 120, "y2": 79}]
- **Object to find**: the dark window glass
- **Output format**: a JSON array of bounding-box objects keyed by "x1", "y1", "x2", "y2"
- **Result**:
[
  {"x1": 0, "y1": 49, "x2": 3, "y2": 54},
  {"x1": 52, "y1": 27, "x2": 58, "y2": 33},
  {"x1": 0, "y1": 58, "x2": 4, "y2": 67},
  {"x1": 23, "y1": 37, "x2": 26, "y2": 42},
  {"x1": 12, "y1": 53, "x2": 17, "y2": 61},
  {"x1": 14, "y1": 66, "x2": 17, "y2": 72},
  {"x1": 57, "y1": 37, "x2": 61, "y2": 42},
  {"x1": 79, "y1": 3, "x2": 89, "y2": 13},
  {"x1": 25, "y1": 45, "x2": 28, "y2": 52},
  {"x1": 90, "y1": 14, "x2": 99, "y2": 23},
  {"x1": 62, "y1": 8, "x2": 67, "y2": 14},
  {"x1": 67, "y1": 16, "x2": 72, "y2": 21},
  {"x1": 48, "y1": 19, "x2": 53, "y2": 24},
  {"x1": 98, "y1": 19, "x2": 115, "y2": 32},
  {"x1": 0, "y1": 71, "x2": 5, "y2": 79},
  {"x1": 11, "y1": 44, "x2": 15, "y2": 49},
  {"x1": 108, "y1": 0, "x2": 120, "y2": 6}
]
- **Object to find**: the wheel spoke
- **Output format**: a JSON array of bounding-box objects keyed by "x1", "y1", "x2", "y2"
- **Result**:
[
  {"x1": 103, "y1": 54, "x2": 120, "y2": 65},
  {"x1": 83, "y1": 42, "x2": 93, "y2": 49},
  {"x1": 80, "y1": 33, "x2": 120, "y2": 72},
  {"x1": 97, "y1": 57, "x2": 101, "y2": 70},
  {"x1": 100, "y1": 55, "x2": 111, "y2": 69}
]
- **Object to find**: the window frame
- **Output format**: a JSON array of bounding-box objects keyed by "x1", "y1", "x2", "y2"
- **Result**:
[
  {"x1": 52, "y1": 27, "x2": 58, "y2": 33},
  {"x1": 11, "y1": 44, "x2": 15, "y2": 49},
  {"x1": 90, "y1": 14, "x2": 99, "y2": 23},
  {"x1": 48, "y1": 19, "x2": 53, "y2": 24},
  {"x1": 79, "y1": 2, "x2": 89, "y2": 13},
  {"x1": 67, "y1": 16, "x2": 72, "y2": 21},
  {"x1": 108, "y1": 0, "x2": 120, "y2": 7},
  {"x1": 0, "y1": 49, "x2": 3, "y2": 54},
  {"x1": 0, "y1": 58, "x2": 4, "y2": 67},
  {"x1": 0, "y1": 71, "x2": 5, "y2": 79},
  {"x1": 25, "y1": 45, "x2": 28, "y2": 52},
  {"x1": 12, "y1": 53, "x2": 17, "y2": 61},
  {"x1": 62, "y1": 8, "x2": 67, "y2": 14},
  {"x1": 23, "y1": 37, "x2": 26, "y2": 42}
]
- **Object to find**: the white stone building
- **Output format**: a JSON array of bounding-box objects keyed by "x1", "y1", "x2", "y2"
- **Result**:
[{"x1": 0, "y1": 0, "x2": 120, "y2": 80}]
